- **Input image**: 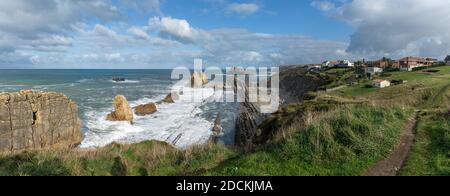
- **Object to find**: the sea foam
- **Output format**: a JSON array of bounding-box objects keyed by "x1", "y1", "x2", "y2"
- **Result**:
[{"x1": 79, "y1": 85, "x2": 218, "y2": 149}]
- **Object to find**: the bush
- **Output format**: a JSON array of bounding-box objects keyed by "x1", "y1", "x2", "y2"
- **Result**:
[{"x1": 364, "y1": 84, "x2": 374, "y2": 88}]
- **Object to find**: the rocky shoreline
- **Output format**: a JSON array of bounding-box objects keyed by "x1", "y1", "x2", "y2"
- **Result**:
[{"x1": 0, "y1": 69, "x2": 320, "y2": 153}]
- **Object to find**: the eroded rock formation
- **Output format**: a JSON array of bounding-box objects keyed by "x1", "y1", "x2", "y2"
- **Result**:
[
  {"x1": 163, "y1": 92, "x2": 179, "y2": 103},
  {"x1": 106, "y1": 95, "x2": 134, "y2": 124},
  {"x1": 0, "y1": 90, "x2": 82, "y2": 152},
  {"x1": 191, "y1": 72, "x2": 209, "y2": 88},
  {"x1": 134, "y1": 103, "x2": 157, "y2": 116}
]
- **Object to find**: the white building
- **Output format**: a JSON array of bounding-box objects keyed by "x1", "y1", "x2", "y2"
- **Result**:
[
  {"x1": 373, "y1": 80, "x2": 391, "y2": 88},
  {"x1": 365, "y1": 67, "x2": 383, "y2": 75},
  {"x1": 321, "y1": 60, "x2": 338, "y2": 68},
  {"x1": 336, "y1": 60, "x2": 354, "y2": 68}
]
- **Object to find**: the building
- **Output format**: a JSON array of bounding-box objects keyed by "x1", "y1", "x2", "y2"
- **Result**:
[
  {"x1": 398, "y1": 57, "x2": 437, "y2": 71},
  {"x1": 365, "y1": 67, "x2": 383, "y2": 75},
  {"x1": 367, "y1": 60, "x2": 389, "y2": 68},
  {"x1": 336, "y1": 60, "x2": 354, "y2": 68},
  {"x1": 373, "y1": 80, "x2": 391, "y2": 88},
  {"x1": 445, "y1": 55, "x2": 450, "y2": 65},
  {"x1": 321, "y1": 60, "x2": 339, "y2": 68}
]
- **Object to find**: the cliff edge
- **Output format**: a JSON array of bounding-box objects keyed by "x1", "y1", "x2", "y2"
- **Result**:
[{"x1": 0, "y1": 90, "x2": 82, "y2": 152}]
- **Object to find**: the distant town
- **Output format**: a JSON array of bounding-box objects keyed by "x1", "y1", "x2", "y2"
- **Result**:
[{"x1": 299, "y1": 55, "x2": 450, "y2": 89}]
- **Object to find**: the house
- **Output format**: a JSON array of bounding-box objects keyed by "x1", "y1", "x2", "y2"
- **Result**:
[
  {"x1": 398, "y1": 57, "x2": 437, "y2": 71},
  {"x1": 336, "y1": 60, "x2": 354, "y2": 68},
  {"x1": 321, "y1": 60, "x2": 339, "y2": 68},
  {"x1": 373, "y1": 80, "x2": 391, "y2": 88},
  {"x1": 365, "y1": 67, "x2": 383, "y2": 75},
  {"x1": 367, "y1": 60, "x2": 389, "y2": 68},
  {"x1": 445, "y1": 55, "x2": 450, "y2": 65}
]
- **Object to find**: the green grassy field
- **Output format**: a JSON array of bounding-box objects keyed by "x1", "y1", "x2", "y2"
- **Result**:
[
  {"x1": 206, "y1": 105, "x2": 411, "y2": 176},
  {"x1": 400, "y1": 111, "x2": 450, "y2": 176},
  {"x1": 331, "y1": 66, "x2": 450, "y2": 99}
]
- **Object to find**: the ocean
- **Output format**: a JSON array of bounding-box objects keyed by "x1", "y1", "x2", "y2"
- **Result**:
[{"x1": 0, "y1": 69, "x2": 238, "y2": 149}]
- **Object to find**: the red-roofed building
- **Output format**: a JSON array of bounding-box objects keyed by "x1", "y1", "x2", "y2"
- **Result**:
[{"x1": 399, "y1": 57, "x2": 437, "y2": 71}]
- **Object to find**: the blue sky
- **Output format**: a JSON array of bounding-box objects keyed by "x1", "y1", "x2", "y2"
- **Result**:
[{"x1": 0, "y1": 0, "x2": 449, "y2": 69}]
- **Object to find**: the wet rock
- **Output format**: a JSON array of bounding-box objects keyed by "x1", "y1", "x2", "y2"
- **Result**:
[
  {"x1": 106, "y1": 95, "x2": 134, "y2": 124},
  {"x1": 112, "y1": 77, "x2": 126, "y2": 82},
  {"x1": 135, "y1": 103, "x2": 157, "y2": 116},
  {"x1": 163, "y1": 92, "x2": 179, "y2": 103}
]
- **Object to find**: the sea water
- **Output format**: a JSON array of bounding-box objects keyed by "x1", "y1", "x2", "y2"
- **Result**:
[{"x1": 0, "y1": 69, "x2": 238, "y2": 149}]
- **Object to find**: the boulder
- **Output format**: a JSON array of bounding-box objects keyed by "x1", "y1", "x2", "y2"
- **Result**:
[
  {"x1": 135, "y1": 103, "x2": 157, "y2": 116},
  {"x1": 106, "y1": 95, "x2": 134, "y2": 123},
  {"x1": 0, "y1": 90, "x2": 82, "y2": 152},
  {"x1": 191, "y1": 72, "x2": 209, "y2": 88},
  {"x1": 163, "y1": 92, "x2": 179, "y2": 103}
]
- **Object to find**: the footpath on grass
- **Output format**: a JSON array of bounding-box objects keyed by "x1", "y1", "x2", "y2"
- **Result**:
[{"x1": 364, "y1": 114, "x2": 418, "y2": 176}]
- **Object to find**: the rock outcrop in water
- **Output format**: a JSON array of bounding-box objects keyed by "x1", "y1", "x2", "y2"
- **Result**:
[
  {"x1": 0, "y1": 90, "x2": 82, "y2": 152},
  {"x1": 191, "y1": 72, "x2": 209, "y2": 88},
  {"x1": 134, "y1": 103, "x2": 157, "y2": 116},
  {"x1": 112, "y1": 77, "x2": 126, "y2": 82},
  {"x1": 106, "y1": 95, "x2": 134, "y2": 124},
  {"x1": 163, "y1": 92, "x2": 179, "y2": 103}
]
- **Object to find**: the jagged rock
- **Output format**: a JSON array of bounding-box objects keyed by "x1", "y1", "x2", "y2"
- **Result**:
[
  {"x1": 0, "y1": 90, "x2": 82, "y2": 152},
  {"x1": 191, "y1": 72, "x2": 209, "y2": 88},
  {"x1": 106, "y1": 95, "x2": 134, "y2": 124},
  {"x1": 210, "y1": 113, "x2": 223, "y2": 143},
  {"x1": 163, "y1": 92, "x2": 179, "y2": 103},
  {"x1": 235, "y1": 102, "x2": 265, "y2": 147},
  {"x1": 135, "y1": 103, "x2": 157, "y2": 116}
]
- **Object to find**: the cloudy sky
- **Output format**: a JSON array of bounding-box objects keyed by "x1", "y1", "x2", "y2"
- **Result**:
[{"x1": 0, "y1": 0, "x2": 449, "y2": 69}]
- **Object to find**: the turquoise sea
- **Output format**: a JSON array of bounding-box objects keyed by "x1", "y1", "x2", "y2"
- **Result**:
[{"x1": 0, "y1": 69, "x2": 238, "y2": 148}]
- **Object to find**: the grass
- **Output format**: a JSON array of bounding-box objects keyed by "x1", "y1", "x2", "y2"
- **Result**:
[
  {"x1": 0, "y1": 141, "x2": 236, "y2": 176},
  {"x1": 206, "y1": 104, "x2": 412, "y2": 176},
  {"x1": 400, "y1": 110, "x2": 450, "y2": 176},
  {"x1": 331, "y1": 66, "x2": 450, "y2": 99}
]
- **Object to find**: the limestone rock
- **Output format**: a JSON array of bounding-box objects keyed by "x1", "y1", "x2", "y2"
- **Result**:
[
  {"x1": 135, "y1": 103, "x2": 157, "y2": 116},
  {"x1": 0, "y1": 90, "x2": 82, "y2": 152},
  {"x1": 106, "y1": 95, "x2": 134, "y2": 123},
  {"x1": 163, "y1": 92, "x2": 179, "y2": 103},
  {"x1": 191, "y1": 72, "x2": 209, "y2": 88}
]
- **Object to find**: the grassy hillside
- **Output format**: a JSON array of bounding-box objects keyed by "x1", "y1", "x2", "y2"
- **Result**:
[
  {"x1": 400, "y1": 110, "x2": 450, "y2": 176},
  {"x1": 0, "y1": 65, "x2": 449, "y2": 176}
]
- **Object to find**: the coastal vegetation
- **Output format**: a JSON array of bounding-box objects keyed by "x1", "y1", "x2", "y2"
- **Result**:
[{"x1": 0, "y1": 65, "x2": 449, "y2": 176}]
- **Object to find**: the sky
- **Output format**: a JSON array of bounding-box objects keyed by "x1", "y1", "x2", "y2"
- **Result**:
[{"x1": 0, "y1": 0, "x2": 449, "y2": 69}]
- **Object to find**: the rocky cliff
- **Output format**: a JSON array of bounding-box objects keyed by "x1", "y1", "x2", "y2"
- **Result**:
[
  {"x1": 235, "y1": 67, "x2": 328, "y2": 147},
  {"x1": 0, "y1": 90, "x2": 82, "y2": 152}
]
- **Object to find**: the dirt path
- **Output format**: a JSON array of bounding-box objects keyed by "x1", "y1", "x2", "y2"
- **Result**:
[{"x1": 363, "y1": 114, "x2": 417, "y2": 176}]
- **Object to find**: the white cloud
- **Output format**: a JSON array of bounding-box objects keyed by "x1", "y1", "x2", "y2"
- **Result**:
[
  {"x1": 310, "y1": 1, "x2": 336, "y2": 11},
  {"x1": 149, "y1": 17, "x2": 211, "y2": 43},
  {"x1": 127, "y1": 27, "x2": 151, "y2": 40},
  {"x1": 314, "y1": 0, "x2": 450, "y2": 59},
  {"x1": 226, "y1": 3, "x2": 260, "y2": 15}
]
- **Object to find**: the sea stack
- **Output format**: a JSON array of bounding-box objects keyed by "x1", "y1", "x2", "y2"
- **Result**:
[
  {"x1": 191, "y1": 72, "x2": 209, "y2": 88},
  {"x1": 106, "y1": 95, "x2": 134, "y2": 124},
  {"x1": 0, "y1": 90, "x2": 82, "y2": 152}
]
